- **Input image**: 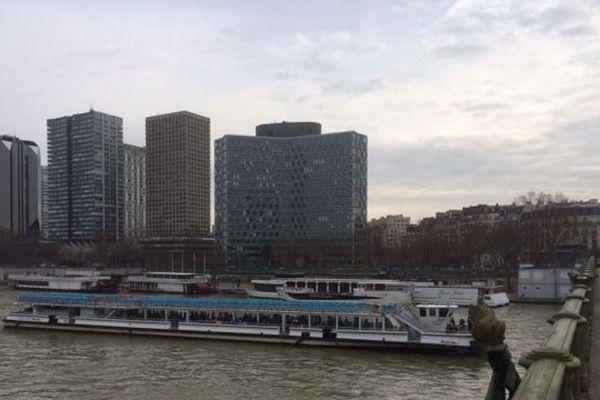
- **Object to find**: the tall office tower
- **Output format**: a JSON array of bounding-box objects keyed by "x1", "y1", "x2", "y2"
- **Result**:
[
  {"x1": 47, "y1": 109, "x2": 124, "y2": 241},
  {"x1": 215, "y1": 122, "x2": 368, "y2": 269},
  {"x1": 0, "y1": 135, "x2": 42, "y2": 236},
  {"x1": 124, "y1": 144, "x2": 146, "y2": 237},
  {"x1": 41, "y1": 165, "x2": 48, "y2": 238},
  {"x1": 146, "y1": 111, "x2": 211, "y2": 237}
]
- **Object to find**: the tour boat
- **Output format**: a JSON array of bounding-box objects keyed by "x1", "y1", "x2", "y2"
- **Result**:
[
  {"x1": 127, "y1": 272, "x2": 212, "y2": 294},
  {"x1": 248, "y1": 277, "x2": 509, "y2": 307},
  {"x1": 7, "y1": 274, "x2": 117, "y2": 292},
  {"x1": 2, "y1": 292, "x2": 479, "y2": 354}
]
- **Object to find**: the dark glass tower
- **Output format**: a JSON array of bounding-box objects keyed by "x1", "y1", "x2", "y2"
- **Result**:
[
  {"x1": 0, "y1": 135, "x2": 41, "y2": 236},
  {"x1": 215, "y1": 122, "x2": 367, "y2": 268},
  {"x1": 47, "y1": 109, "x2": 124, "y2": 241}
]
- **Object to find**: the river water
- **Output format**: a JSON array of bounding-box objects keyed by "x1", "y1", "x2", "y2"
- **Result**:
[{"x1": 0, "y1": 287, "x2": 557, "y2": 400}]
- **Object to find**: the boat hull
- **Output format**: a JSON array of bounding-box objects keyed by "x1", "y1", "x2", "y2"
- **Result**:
[{"x1": 2, "y1": 318, "x2": 479, "y2": 355}]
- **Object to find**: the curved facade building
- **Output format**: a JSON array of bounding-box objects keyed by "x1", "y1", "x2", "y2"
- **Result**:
[
  {"x1": 0, "y1": 135, "x2": 41, "y2": 236},
  {"x1": 215, "y1": 122, "x2": 367, "y2": 269}
]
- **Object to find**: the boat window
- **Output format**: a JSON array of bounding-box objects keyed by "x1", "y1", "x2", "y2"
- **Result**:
[
  {"x1": 317, "y1": 282, "x2": 327, "y2": 292},
  {"x1": 297, "y1": 281, "x2": 306, "y2": 288},
  {"x1": 307, "y1": 282, "x2": 316, "y2": 290},
  {"x1": 329, "y1": 282, "x2": 338, "y2": 293},
  {"x1": 419, "y1": 308, "x2": 427, "y2": 317},
  {"x1": 286, "y1": 281, "x2": 295, "y2": 288},
  {"x1": 367, "y1": 284, "x2": 374, "y2": 291},
  {"x1": 429, "y1": 308, "x2": 436, "y2": 317},
  {"x1": 439, "y1": 308, "x2": 448, "y2": 317},
  {"x1": 340, "y1": 282, "x2": 350, "y2": 293},
  {"x1": 351, "y1": 282, "x2": 358, "y2": 290},
  {"x1": 17, "y1": 280, "x2": 49, "y2": 287},
  {"x1": 255, "y1": 283, "x2": 277, "y2": 292},
  {"x1": 375, "y1": 284, "x2": 385, "y2": 291}
]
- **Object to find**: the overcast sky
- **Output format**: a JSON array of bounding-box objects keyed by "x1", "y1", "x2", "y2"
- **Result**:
[{"x1": 1, "y1": 0, "x2": 599, "y2": 221}]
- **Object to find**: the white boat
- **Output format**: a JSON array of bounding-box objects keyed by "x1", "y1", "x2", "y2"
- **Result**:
[
  {"x1": 7, "y1": 274, "x2": 116, "y2": 292},
  {"x1": 2, "y1": 292, "x2": 479, "y2": 354},
  {"x1": 127, "y1": 272, "x2": 212, "y2": 294},
  {"x1": 482, "y1": 286, "x2": 510, "y2": 308},
  {"x1": 248, "y1": 278, "x2": 412, "y2": 302},
  {"x1": 248, "y1": 277, "x2": 509, "y2": 307}
]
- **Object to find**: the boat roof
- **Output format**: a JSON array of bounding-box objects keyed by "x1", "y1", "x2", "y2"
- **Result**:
[
  {"x1": 145, "y1": 272, "x2": 195, "y2": 276},
  {"x1": 8, "y1": 275, "x2": 110, "y2": 281},
  {"x1": 251, "y1": 279, "x2": 287, "y2": 285},
  {"x1": 19, "y1": 292, "x2": 397, "y2": 315},
  {"x1": 416, "y1": 304, "x2": 459, "y2": 309}
]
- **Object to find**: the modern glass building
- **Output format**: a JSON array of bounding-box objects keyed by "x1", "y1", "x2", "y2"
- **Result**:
[
  {"x1": 46, "y1": 109, "x2": 124, "y2": 241},
  {"x1": 41, "y1": 165, "x2": 48, "y2": 238},
  {"x1": 215, "y1": 122, "x2": 367, "y2": 268},
  {"x1": 0, "y1": 135, "x2": 42, "y2": 236},
  {"x1": 124, "y1": 144, "x2": 146, "y2": 237}
]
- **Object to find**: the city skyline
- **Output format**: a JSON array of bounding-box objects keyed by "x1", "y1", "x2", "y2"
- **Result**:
[{"x1": 2, "y1": 1, "x2": 600, "y2": 219}]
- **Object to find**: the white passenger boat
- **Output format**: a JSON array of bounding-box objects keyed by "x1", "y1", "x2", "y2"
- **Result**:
[
  {"x1": 248, "y1": 277, "x2": 509, "y2": 307},
  {"x1": 7, "y1": 274, "x2": 116, "y2": 292},
  {"x1": 2, "y1": 293, "x2": 479, "y2": 354},
  {"x1": 127, "y1": 272, "x2": 212, "y2": 294}
]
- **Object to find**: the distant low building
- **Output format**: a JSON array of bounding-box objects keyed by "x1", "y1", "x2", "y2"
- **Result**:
[
  {"x1": 520, "y1": 200, "x2": 600, "y2": 252},
  {"x1": 369, "y1": 215, "x2": 410, "y2": 248}
]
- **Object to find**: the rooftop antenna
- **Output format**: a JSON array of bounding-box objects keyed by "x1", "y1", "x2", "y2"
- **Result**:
[{"x1": 89, "y1": 104, "x2": 94, "y2": 111}]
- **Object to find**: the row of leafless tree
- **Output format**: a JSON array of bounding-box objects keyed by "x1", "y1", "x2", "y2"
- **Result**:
[{"x1": 366, "y1": 214, "x2": 591, "y2": 291}]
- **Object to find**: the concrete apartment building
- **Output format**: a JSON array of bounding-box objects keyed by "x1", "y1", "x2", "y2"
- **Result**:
[
  {"x1": 46, "y1": 109, "x2": 124, "y2": 241},
  {"x1": 215, "y1": 121, "x2": 368, "y2": 269},
  {"x1": 123, "y1": 144, "x2": 146, "y2": 237},
  {"x1": 0, "y1": 135, "x2": 42, "y2": 236},
  {"x1": 143, "y1": 111, "x2": 212, "y2": 270},
  {"x1": 370, "y1": 215, "x2": 410, "y2": 248}
]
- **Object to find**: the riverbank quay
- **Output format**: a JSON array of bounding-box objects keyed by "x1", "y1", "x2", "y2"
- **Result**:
[{"x1": 477, "y1": 256, "x2": 596, "y2": 399}]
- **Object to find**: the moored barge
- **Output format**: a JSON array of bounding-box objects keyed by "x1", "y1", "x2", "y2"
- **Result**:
[{"x1": 2, "y1": 293, "x2": 478, "y2": 354}]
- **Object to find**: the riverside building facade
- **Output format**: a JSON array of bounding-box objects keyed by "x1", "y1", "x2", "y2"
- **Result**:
[
  {"x1": 143, "y1": 111, "x2": 213, "y2": 270},
  {"x1": 215, "y1": 122, "x2": 368, "y2": 269},
  {"x1": 145, "y1": 111, "x2": 210, "y2": 237},
  {"x1": 0, "y1": 135, "x2": 42, "y2": 236},
  {"x1": 123, "y1": 144, "x2": 146, "y2": 237},
  {"x1": 46, "y1": 109, "x2": 124, "y2": 241}
]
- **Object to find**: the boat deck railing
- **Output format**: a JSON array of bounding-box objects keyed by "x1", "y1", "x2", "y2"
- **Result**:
[{"x1": 19, "y1": 292, "x2": 399, "y2": 315}]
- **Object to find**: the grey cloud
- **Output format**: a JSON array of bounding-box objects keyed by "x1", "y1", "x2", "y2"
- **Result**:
[
  {"x1": 322, "y1": 78, "x2": 384, "y2": 95},
  {"x1": 560, "y1": 25, "x2": 596, "y2": 37},
  {"x1": 536, "y1": 6, "x2": 587, "y2": 31},
  {"x1": 439, "y1": 3, "x2": 593, "y2": 43},
  {"x1": 448, "y1": 100, "x2": 508, "y2": 115},
  {"x1": 369, "y1": 116, "x2": 600, "y2": 217},
  {"x1": 432, "y1": 44, "x2": 487, "y2": 58}
]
